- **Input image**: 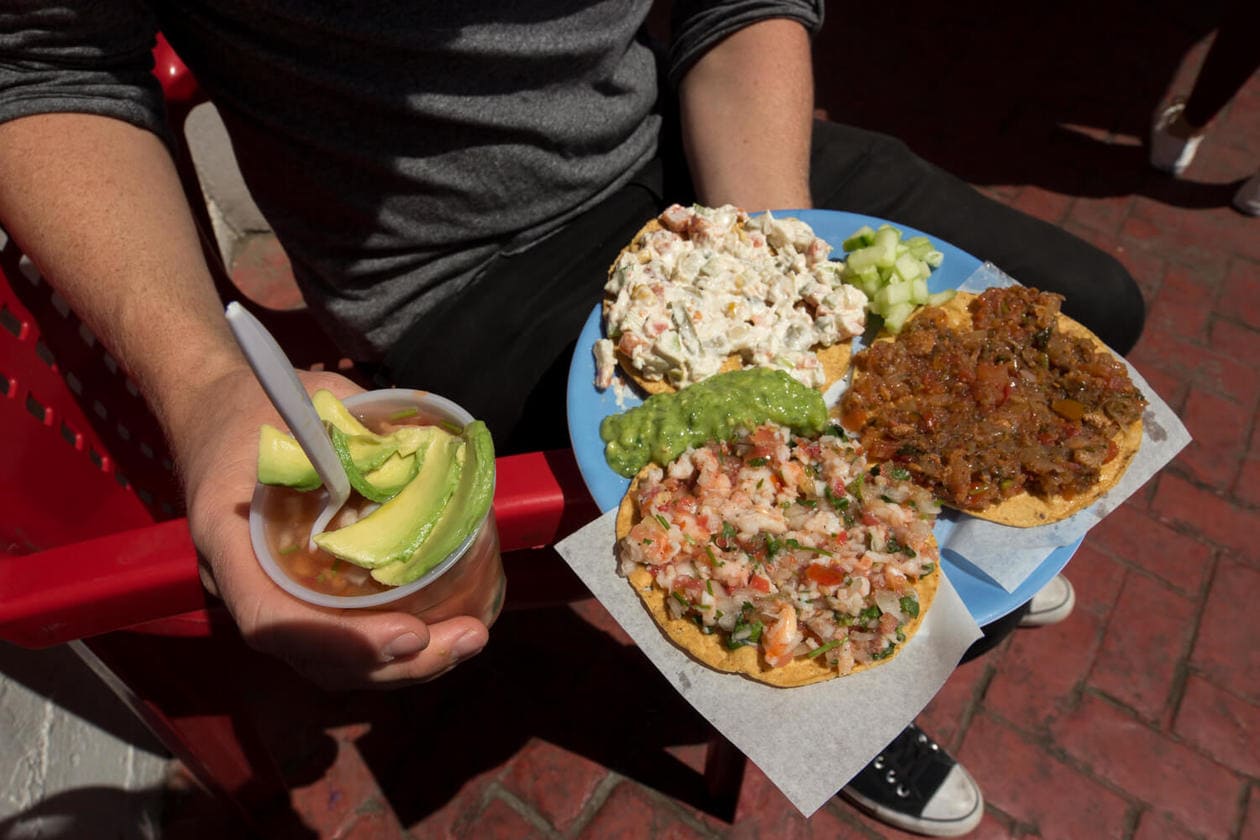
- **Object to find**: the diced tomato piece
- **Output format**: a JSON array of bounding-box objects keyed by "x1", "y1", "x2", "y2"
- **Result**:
[
  {"x1": 971, "y1": 361, "x2": 1012, "y2": 407},
  {"x1": 805, "y1": 564, "x2": 847, "y2": 587},
  {"x1": 749, "y1": 575, "x2": 771, "y2": 593}
]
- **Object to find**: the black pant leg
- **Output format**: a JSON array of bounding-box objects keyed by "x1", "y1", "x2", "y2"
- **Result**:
[
  {"x1": 808, "y1": 120, "x2": 1145, "y2": 354},
  {"x1": 382, "y1": 165, "x2": 665, "y2": 453}
]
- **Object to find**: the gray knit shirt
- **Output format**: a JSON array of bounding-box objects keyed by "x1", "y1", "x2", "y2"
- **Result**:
[{"x1": 0, "y1": 0, "x2": 823, "y2": 359}]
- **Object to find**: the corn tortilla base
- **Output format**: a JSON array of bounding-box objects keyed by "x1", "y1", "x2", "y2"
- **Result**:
[{"x1": 616, "y1": 471, "x2": 940, "y2": 688}]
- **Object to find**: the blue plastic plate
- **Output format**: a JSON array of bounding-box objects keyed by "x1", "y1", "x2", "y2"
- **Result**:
[{"x1": 565, "y1": 209, "x2": 1077, "y2": 625}]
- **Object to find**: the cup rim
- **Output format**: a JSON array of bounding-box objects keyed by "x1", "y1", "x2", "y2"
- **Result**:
[{"x1": 248, "y1": 388, "x2": 490, "y2": 609}]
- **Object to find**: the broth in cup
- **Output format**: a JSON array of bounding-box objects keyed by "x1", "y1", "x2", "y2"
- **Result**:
[{"x1": 250, "y1": 389, "x2": 505, "y2": 628}]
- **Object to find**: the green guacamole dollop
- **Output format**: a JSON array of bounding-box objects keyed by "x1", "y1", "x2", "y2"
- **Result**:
[{"x1": 600, "y1": 368, "x2": 828, "y2": 477}]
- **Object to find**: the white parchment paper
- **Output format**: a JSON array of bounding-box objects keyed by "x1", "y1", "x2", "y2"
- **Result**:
[
  {"x1": 924, "y1": 264, "x2": 1192, "y2": 591},
  {"x1": 555, "y1": 511, "x2": 982, "y2": 817}
]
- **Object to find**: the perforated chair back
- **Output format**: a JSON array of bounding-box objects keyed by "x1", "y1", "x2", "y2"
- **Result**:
[{"x1": 0, "y1": 236, "x2": 175, "y2": 552}]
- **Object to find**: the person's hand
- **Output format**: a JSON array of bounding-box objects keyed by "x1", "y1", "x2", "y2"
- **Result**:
[{"x1": 172, "y1": 365, "x2": 489, "y2": 690}]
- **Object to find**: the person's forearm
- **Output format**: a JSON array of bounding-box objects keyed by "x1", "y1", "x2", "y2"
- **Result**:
[
  {"x1": 0, "y1": 113, "x2": 246, "y2": 453},
  {"x1": 678, "y1": 18, "x2": 815, "y2": 211}
]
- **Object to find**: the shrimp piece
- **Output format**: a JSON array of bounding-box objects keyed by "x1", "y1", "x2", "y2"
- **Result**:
[
  {"x1": 721, "y1": 503, "x2": 787, "y2": 537},
  {"x1": 620, "y1": 518, "x2": 677, "y2": 567},
  {"x1": 659, "y1": 205, "x2": 692, "y2": 233},
  {"x1": 692, "y1": 447, "x2": 733, "y2": 501},
  {"x1": 779, "y1": 460, "x2": 815, "y2": 496},
  {"x1": 763, "y1": 602, "x2": 802, "y2": 668}
]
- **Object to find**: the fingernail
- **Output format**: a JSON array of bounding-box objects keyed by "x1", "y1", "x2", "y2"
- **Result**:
[
  {"x1": 382, "y1": 632, "x2": 424, "y2": 661},
  {"x1": 451, "y1": 630, "x2": 486, "y2": 660}
]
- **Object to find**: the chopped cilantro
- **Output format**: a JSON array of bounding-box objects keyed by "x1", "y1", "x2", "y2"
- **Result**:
[
  {"x1": 806, "y1": 640, "x2": 841, "y2": 659},
  {"x1": 846, "y1": 474, "x2": 865, "y2": 501},
  {"x1": 727, "y1": 615, "x2": 765, "y2": 650},
  {"x1": 786, "y1": 538, "x2": 833, "y2": 556},
  {"x1": 871, "y1": 641, "x2": 898, "y2": 660},
  {"x1": 899, "y1": 595, "x2": 920, "y2": 618},
  {"x1": 890, "y1": 465, "x2": 911, "y2": 480},
  {"x1": 825, "y1": 485, "x2": 848, "y2": 511}
]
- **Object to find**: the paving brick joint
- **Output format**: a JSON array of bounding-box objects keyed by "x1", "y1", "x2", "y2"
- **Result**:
[{"x1": 160, "y1": 4, "x2": 1259, "y2": 838}]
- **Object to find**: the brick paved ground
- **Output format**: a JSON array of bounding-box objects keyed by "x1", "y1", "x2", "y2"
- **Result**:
[{"x1": 165, "y1": 3, "x2": 1259, "y2": 837}]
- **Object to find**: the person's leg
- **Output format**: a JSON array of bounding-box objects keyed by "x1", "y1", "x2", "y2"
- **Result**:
[
  {"x1": 1182, "y1": 0, "x2": 1260, "y2": 129},
  {"x1": 381, "y1": 161, "x2": 665, "y2": 453},
  {"x1": 809, "y1": 120, "x2": 1145, "y2": 355}
]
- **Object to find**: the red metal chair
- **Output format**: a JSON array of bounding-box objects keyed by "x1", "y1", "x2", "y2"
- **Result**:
[{"x1": 0, "y1": 36, "x2": 743, "y2": 832}]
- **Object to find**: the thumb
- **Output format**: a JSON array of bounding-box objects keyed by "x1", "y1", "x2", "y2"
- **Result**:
[{"x1": 247, "y1": 600, "x2": 489, "y2": 690}]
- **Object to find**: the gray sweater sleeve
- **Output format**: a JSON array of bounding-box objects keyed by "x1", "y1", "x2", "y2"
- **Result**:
[
  {"x1": 667, "y1": 0, "x2": 826, "y2": 87},
  {"x1": 0, "y1": 0, "x2": 168, "y2": 142}
]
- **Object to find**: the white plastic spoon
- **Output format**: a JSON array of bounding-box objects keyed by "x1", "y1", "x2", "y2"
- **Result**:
[{"x1": 225, "y1": 302, "x2": 350, "y2": 549}]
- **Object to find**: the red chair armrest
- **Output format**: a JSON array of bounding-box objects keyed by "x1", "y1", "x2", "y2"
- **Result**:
[{"x1": 0, "y1": 449, "x2": 600, "y2": 648}]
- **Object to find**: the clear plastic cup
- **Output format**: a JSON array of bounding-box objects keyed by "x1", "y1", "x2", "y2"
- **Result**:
[{"x1": 249, "y1": 389, "x2": 506, "y2": 627}]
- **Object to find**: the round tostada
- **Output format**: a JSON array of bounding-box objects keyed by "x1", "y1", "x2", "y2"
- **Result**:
[
  {"x1": 614, "y1": 423, "x2": 940, "y2": 688},
  {"x1": 839, "y1": 285, "x2": 1146, "y2": 527},
  {"x1": 593, "y1": 205, "x2": 865, "y2": 396}
]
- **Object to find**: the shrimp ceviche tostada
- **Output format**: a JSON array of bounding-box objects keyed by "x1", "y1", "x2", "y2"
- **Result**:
[{"x1": 615, "y1": 423, "x2": 941, "y2": 687}]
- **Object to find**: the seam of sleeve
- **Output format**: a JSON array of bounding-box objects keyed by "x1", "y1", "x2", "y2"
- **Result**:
[
  {"x1": 0, "y1": 92, "x2": 173, "y2": 147},
  {"x1": 667, "y1": 4, "x2": 825, "y2": 89}
]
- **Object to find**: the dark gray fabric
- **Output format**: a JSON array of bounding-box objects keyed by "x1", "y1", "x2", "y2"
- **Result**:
[{"x1": 0, "y1": 0, "x2": 823, "y2": 360}]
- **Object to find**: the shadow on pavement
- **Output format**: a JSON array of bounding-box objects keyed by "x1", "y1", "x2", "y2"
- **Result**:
[{"x1": 814, "y1": 0, "x2": 1234, "y2": 204}]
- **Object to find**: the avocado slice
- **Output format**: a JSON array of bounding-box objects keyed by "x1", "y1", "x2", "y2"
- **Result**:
[
  {"x1": 371, "y1": 421, "x2": 495, "y2": 586},
  {"x1": 258, "y1": 390, "x2": 437, "y2": 491},
  {"x1": 312, "y1": 389, "x2": 374, "y2": 437},
  {"x1": 257, "y1": 424, "x2": 324, "y2": 491},
  {"x1": 258, "y1": 423, "x2": 399, "y2": 491},
  {"x1": 362, "y1": 451, "x2": 422, "y2": 498},
  {"x1": 329, "y1": 424, "x2": 433, "y2": 503},
  {"x1": 313, "y1": 429, "x2": 464, "y2": 569}
]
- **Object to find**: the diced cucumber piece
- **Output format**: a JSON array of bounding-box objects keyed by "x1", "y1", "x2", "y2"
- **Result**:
[
  {"x1": 893, "y1": 253, "x2": 924, "y2": 282},
  {"x1": 842, "y1": 225, "x2": 875, "y2": 251},
  {"x1": 924, "y1": 250, "x2": 944, "y2": 268},
  {"x1": 882, "y1": 302, "x2": 916, "y2": 334},
  {"x1": 873, "y1": 226, "x2": 900, "y2": 251},
  {"x1": 845, "y1": 241, "x2": 896, "y2": 271},
  {"x1": 904, "y1": 236, "x2": 933, "y2": 258},
  {"x1": 910, "y1": 276, "x2": 929, "y2": 304},
  {"x1": 874, "y1": 280, "x2": 914, "y2": 309}
]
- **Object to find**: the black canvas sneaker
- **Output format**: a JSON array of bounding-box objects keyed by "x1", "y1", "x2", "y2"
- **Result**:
[{"x1": 840, "y1": 724, "x2": 984, "y2": 837}]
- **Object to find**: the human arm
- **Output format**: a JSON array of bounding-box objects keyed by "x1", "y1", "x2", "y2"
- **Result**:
[
  {"x1": 0, "y1": 16, "x2": 486, "y2": 688},
  {"x1": 670, "y1": 2, "x2": 822, "y2": 211}
]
